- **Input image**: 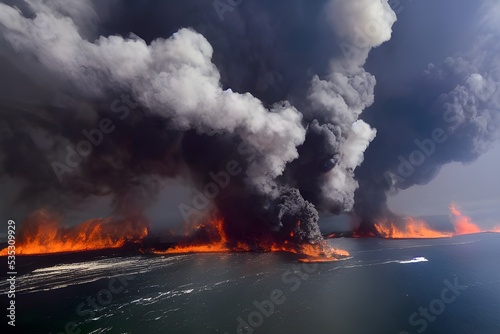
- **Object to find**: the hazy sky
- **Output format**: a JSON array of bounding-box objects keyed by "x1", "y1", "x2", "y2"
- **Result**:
[
  {"x1": 389, "y1": 141, "x2": 500, "y2": 228},
  {"x1": 361, "y1": 0, "x2": 500, "y2": 228}
]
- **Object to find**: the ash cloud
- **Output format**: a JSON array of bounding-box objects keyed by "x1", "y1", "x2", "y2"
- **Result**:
[
  {"x1": 0, "y1": 0, "x2": 398, "y2": 245},
  {"x1": 354, "y1": 0, "x2": 500, "y2": 231}
]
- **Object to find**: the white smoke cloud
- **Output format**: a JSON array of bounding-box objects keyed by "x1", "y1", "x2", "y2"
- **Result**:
[
  {"x1": 314, "y1": 116, "x2": 377, "y2": 212},
  {"x1": 308, "y1": 69, "x2": 376, "y2": 130},
  {"x1": 0, "y1": 0, "x2": 399, "y2": 218},
  {"x1": 0, "y1": 0, "x2": 306, "y2": 194},
  {"x1": 342, "y1": 120, "x2": 377, "y2": 169},
  {"x1": 306, "y1": 0, "x2": 396, "y2": 212},
  {"x1": 326, "y1": 0, "x2": 395, "y2": 46},
  {"x1": 466, "y1": 73, "x2": 496, "y2": 103}
]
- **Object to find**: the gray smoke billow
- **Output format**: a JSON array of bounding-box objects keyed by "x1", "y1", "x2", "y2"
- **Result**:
[
  {"x1": 354, "y1": 0, "x2": 500, "y2": 232},
  {"x1": 0, "y1": 0, "x2": 399, "y2": 245}
]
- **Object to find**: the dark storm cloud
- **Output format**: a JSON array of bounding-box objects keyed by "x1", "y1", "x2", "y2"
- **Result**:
[{"x1": 354, "y1": 0, "x2": 500, "y2": 229}]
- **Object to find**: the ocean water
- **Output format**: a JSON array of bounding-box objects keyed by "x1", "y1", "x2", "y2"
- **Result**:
[{"x1": 4, "y1": 233, "x2": 500, "y2": 334}]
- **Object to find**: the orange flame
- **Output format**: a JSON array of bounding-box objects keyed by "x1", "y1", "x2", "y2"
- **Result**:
[
  {"x1": 160, "y1": 219, "x2": 232, "y2": 254},
  {"x1": 373, "y1": 203, "x2": 499, "y2": 240},
  {"x1": 449, "y1": 203, "x2": 500, "y2": 234},
  {"x1": 263, "y1": 240, "x2": 349, "y2": 262},
  {"x1": 449, "y1": 203, "x2": 482, "y2": 235},
  {"x1": 0, "y1": 210, "x2": 148, "y2": 256},
  {"x1": 264, "y1": 220, "x2": 348, "y2": 262},
  {"x1": 374, "y1": 217, "x2": 453, "y2": 239},
  {"x1": 352, "y1": 230, "x2": 376, "y2": 238},
  {"x1": 155, "y1": 219, "x2": 349, "y2": 262}
]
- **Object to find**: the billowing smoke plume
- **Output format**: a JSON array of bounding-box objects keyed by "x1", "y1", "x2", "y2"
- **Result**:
[
  {"x1": 0, "y1": 0, "x2": 397, "y2": 246},
  {"x1": 354, "y1": 0, "x2": 500, "y2": 232}
]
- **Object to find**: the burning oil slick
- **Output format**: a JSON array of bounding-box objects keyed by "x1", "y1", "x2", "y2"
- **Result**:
[
  {"x1": 2, "y1": 201, "x2": 498, "y2": 262},
  {"x1": 0, "y1": 211, "x2": 349, "y2": 261},
  {"x1": 0, "y1": 210, "x2": 149, "y2": 256},
  {"x1": 333, "y1": 203, "x2": 499, "y2": 240}
]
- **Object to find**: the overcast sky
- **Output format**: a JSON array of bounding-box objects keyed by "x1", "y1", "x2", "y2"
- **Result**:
[{"x1": 388, "y1": 141, "x2": 500, "y2": 228}]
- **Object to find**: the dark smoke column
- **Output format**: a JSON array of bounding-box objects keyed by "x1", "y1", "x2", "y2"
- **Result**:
[
  {"x1": 0, "y1": 0, "x2": 397, "y2": 246},
  {"x1": 354, "y1": 0, "x2": 500, "y2": 232}
]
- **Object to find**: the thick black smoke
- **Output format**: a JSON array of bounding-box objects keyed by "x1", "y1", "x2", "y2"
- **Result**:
[
  {"x1": 0, "y1": 0, "x2": 399, "y2": 245},
  {"x1": 354, "y1": 0, "x2": 500, "y2": 232}
]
